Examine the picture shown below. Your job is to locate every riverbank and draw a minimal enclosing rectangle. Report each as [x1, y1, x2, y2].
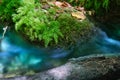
[1, 54, 120, 80]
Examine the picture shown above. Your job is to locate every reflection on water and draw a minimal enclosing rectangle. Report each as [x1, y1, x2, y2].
[0, 27, 120, 73]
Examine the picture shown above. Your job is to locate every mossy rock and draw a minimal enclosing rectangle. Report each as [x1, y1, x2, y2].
[3, 70, 36, 78]
[51, 13, 94, 48]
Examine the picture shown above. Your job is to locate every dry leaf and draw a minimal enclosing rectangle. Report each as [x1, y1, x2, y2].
[71, 12, 86, 20]
[76, 7, 84, 11]
[61, 2, 72, 7]
[53, 1, 72, 8]
[53, 1, 62, 8]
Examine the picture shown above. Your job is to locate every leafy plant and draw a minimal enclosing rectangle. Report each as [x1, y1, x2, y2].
[61, 0, 110, 14]
[0, 0, 22, 22]
[56, 13, 93, 47]
[13, 0, 63, 47]
[84, 0, 109, 12]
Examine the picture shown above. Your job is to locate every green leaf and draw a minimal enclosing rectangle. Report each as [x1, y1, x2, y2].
[53, 34, 58, 44]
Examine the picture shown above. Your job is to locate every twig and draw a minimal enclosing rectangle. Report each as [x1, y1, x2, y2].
[1, 26, 8, 39]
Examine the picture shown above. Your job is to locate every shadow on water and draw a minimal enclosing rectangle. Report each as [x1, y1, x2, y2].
[1, 25, 120, 73]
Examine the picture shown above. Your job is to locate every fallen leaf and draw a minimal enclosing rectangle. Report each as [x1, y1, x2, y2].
[71, 11, 86, 20]
[53, 1, 72, 8]
[76, 6, 85, 11]
[61, 2, 72, 8]
[53, 1, 62, 8]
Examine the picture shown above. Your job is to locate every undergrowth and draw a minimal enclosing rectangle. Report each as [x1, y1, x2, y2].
[12, 0, 63, 47]
[60, 0, 110, 15]
[56, 13, 93, 47]
[0, 0, 22, 22]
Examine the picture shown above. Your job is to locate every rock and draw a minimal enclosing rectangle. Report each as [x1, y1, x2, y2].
[1, 54, 120, 80]
[0, 63, 4, 74]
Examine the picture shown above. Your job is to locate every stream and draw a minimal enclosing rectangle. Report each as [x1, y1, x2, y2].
[0, 24, 120, 74]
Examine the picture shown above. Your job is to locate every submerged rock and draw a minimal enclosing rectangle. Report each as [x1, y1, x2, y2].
[1, 54, 120, 80]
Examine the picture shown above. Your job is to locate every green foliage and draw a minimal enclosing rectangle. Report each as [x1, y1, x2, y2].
[61, 0, 110, 14]
[84, 0, 109, 12]
[13, 0, 63, 47]
[0, 0, 22, 21]
[57, 13, 93, 47]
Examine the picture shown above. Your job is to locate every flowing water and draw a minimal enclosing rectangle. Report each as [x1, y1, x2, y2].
[0, 25, 120, 74]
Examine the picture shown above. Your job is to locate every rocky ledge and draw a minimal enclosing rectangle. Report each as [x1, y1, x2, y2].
[1, 54, 120, 80]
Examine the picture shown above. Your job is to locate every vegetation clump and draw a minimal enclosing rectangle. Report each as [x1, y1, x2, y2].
[12, 0, 63, 47]
[0, 0, 94, 47]
[56, 13, 94, 47]
[0, 0, 22, 22]
[60, 0, 110, 15]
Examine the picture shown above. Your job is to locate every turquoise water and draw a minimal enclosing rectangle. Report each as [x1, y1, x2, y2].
[0, 27, 71, 73]
[1, 25, 120, 73]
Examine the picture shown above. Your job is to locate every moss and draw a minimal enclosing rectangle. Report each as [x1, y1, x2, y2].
[4, 70, 36, 78]
[51, 13, 94, 48]
[4, 74, 17, 78]
[25, 70, 36, 75]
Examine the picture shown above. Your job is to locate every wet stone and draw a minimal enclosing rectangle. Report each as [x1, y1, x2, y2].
[1, 54, 120, 80]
